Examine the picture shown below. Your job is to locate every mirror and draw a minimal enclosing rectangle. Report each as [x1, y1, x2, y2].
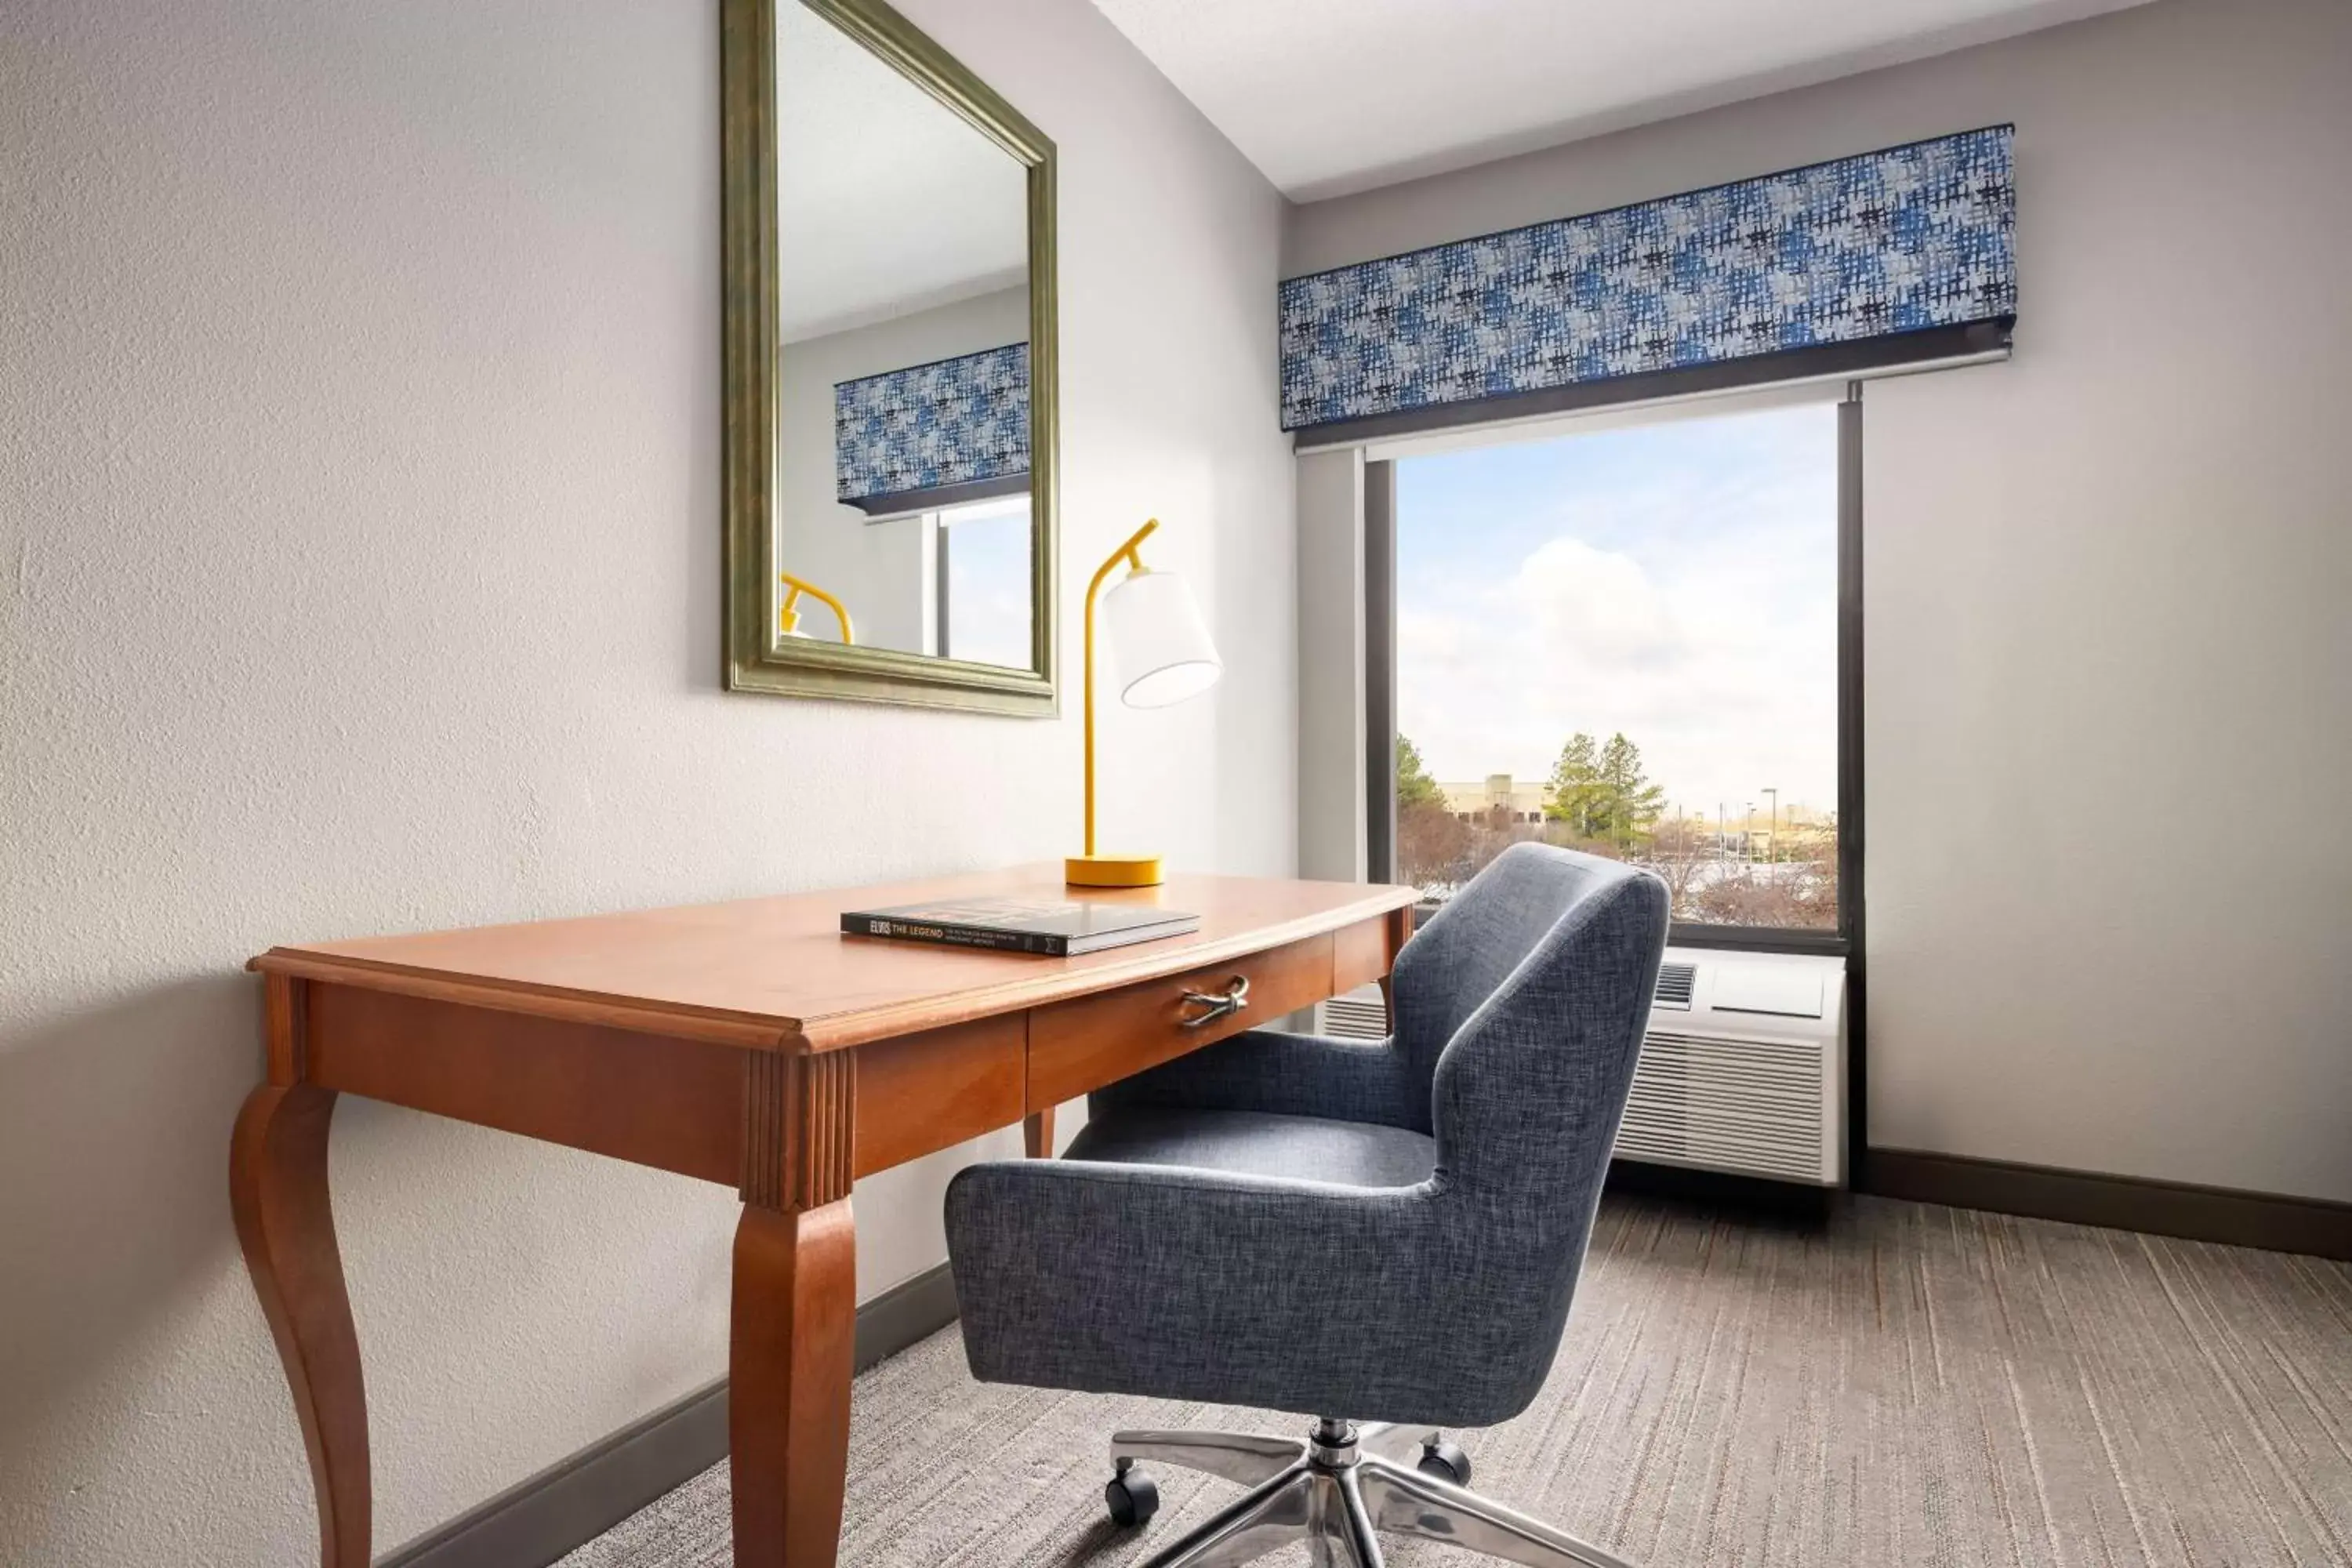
[724, 0, 1058, 714]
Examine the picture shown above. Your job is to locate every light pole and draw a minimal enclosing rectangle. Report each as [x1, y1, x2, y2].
[1744, 800, 1755, 865]
[1762, 786, 1779, 866]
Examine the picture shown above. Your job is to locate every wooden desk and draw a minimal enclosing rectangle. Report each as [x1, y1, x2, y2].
[231, 866, 1416, 1566]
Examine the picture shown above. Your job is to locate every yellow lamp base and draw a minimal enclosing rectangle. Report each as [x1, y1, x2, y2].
[1065, 853, 1164, 888]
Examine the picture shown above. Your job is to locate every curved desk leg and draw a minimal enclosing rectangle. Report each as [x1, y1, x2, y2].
[230, 1083, 371, 1567]
[732, 1199, 856, 1567]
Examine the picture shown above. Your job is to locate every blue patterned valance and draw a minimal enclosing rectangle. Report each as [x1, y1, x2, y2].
[835, 342, 1029, 514]
[1279, 126, 2016, 432]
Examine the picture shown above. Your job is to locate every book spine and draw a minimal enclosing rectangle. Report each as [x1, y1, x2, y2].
[839, 914, 1069, 957]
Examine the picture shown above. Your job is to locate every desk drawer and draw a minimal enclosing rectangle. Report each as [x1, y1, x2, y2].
[1026, 934, 1335, 1108]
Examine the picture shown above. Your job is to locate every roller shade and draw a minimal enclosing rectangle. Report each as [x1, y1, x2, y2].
[1279, 126, 2016, 438]
[834, 341, 1029, 517]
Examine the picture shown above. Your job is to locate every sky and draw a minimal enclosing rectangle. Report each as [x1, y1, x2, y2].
[1395, 399, 1839, 825]
[942, 496, 1033, 669]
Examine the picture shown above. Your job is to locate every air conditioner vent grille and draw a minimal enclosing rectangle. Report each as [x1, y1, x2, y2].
[1652, 962, 1697, 1009]
[1616, 1029, 1827, 1183]
[1319, 989, 1388, 1042]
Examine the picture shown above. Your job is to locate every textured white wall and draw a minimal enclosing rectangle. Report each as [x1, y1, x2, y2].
[0, 0, 1292, 1560]
[1286, 0, 2352, 1203]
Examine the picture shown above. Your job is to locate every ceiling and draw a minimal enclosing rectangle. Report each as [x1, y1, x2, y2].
[1091, 0, 2151, 201]
[778, 1, 1028, 343]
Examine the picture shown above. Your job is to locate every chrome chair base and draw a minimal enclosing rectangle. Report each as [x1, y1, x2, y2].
[1108, 1419, 1636, 1568]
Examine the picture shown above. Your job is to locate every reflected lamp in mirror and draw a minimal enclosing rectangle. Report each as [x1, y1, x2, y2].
[778, 573, 854, 644]
[1067, 518, 1222, 889]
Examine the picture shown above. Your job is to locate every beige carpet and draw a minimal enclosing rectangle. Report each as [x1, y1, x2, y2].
[560, 1195, 2352, 1566]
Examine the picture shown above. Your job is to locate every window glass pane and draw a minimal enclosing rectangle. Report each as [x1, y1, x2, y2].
[938, 496, 1032, 670]
[1393, 402, 1839, 931]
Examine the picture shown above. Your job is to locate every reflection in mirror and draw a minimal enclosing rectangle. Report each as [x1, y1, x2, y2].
[937, 494, 1032, 666]
[775, 0, 1034, 670]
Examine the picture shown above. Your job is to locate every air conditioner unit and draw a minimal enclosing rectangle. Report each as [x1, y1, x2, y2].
[1625, 947, 1846, 1187]
[1316, 945, 1846, 1188]
[1317, 985, 1391, 1042]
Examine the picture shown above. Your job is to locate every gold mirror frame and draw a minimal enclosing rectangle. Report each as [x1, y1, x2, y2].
[722, 0, 1059, 715]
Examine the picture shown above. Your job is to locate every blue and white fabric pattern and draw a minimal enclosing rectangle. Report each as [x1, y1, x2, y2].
[1279, 126, 2015, 431]
[835, 341, 1029, 504]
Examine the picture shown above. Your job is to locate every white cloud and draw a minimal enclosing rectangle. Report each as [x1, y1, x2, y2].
[1507, 536, 1679, 668]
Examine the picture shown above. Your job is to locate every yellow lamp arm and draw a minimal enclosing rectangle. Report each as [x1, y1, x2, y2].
[1081, 518, 1157, 855]
[778, 572, 855, 645]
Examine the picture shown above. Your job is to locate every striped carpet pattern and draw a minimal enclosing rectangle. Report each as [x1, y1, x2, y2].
[561, 1196, 2352, 1566]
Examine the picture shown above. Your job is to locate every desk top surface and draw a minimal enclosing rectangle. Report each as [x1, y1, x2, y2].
[253, 866, 1416, 1050]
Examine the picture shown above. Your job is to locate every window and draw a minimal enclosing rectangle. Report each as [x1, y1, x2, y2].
[931, 495, 1033, 669]
[1383, 397, 1846, 936]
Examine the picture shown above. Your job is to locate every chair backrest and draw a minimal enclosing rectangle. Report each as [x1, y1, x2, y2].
[1392, 840, 1668, 1210]
[1386, 844, 1668, 1420]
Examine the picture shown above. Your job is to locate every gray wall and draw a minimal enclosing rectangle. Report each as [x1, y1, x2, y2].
[0, 0, 1293, 1559]
[1295, 447, 1367, 882]
[1287, 0, 2352, 1204]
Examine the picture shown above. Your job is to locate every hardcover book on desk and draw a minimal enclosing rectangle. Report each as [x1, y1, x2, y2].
[841, 895, 1200, 956]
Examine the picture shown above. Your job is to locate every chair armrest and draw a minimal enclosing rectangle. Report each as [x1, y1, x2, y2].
[946, 1157, 1468, 1420]
[1088, 1028, 1425, 1131]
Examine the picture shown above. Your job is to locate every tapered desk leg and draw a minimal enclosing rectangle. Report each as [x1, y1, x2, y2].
[230, 1084, 371, 1567]
[1023, 1105, 1056, 1158]
[731, 1200, 856, 1567]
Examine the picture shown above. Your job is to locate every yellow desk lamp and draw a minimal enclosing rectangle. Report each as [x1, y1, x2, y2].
[1067, 518, 1222, 887]
[778, 572, 854, 644]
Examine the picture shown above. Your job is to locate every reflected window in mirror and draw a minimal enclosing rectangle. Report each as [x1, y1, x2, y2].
[932, 495, 1033, 669]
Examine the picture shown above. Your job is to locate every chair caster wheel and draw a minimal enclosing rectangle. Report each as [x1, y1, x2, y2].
[1417, 1439, 1472, 1487]
[1106, 1467, 1160, 1527]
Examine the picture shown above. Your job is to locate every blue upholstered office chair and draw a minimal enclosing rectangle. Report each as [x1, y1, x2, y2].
[945, 843, 1668, 1568]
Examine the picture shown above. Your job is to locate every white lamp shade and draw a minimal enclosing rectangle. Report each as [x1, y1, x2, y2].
[1101, 567, 1221, 709]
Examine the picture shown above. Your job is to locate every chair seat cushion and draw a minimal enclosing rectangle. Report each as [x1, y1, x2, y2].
[1064, 1105, 1436, 1189]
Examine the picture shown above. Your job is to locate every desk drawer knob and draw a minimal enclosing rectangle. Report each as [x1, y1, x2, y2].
[1178, 975, 1250, 1029]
